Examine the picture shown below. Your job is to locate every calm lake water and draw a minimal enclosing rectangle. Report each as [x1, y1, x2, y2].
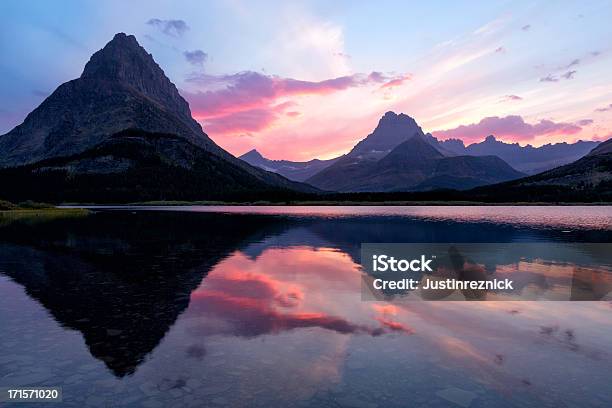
[1, 206, 611, 407]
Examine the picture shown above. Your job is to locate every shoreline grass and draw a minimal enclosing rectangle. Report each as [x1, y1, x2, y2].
[6, 198, 611, 208]
[0, 208, 90, 224]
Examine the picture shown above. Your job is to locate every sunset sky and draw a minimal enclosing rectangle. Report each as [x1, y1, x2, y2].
[1, 0, 612, 161]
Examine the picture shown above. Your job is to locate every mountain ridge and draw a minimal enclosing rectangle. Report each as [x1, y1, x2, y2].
[239, 149, 340, 182]
[432, 134, 599, 174]
[306, 129, 525, 192]
[0, 33, 317, 200]
[242, 112, 598, 182]
[0, 33, 222, 167]
[467, 138, 612, 201]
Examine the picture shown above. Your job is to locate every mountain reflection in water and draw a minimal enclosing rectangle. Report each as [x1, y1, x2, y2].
[0, 207, 611, 407]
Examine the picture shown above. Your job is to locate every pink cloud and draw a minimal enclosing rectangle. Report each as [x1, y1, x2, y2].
[187, 268, 393, 338]
[433, 115, 583, 143]
[380, 74, 413, 89]
[203, 108, 278, 134]
[374, 317, 415, 334]
[201, 101, 298, 134]
[592, 132, 612, 142]
[182, 70, 405, 135]
[279, 75, 360, 94]
[184, 71, 385, 118]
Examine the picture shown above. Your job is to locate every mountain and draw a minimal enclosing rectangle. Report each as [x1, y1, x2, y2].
[239, 149, 339, 182]
[0, 129, 315, 202]
[414, 155, 525, 191]
[349, 111, 425, 160]
[307, 125, 525, 192]
[0, 33, 315, 201]
[306, 112, 429, 191]
[588, 138, 612, 156]
[0, 33, 218, 166]
[469, 138, 612, 201]
[433, 135, 599, 174]
[0, 210, 290, 376]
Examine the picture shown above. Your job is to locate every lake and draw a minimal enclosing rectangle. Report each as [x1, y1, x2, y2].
[1, 206, 611, 407]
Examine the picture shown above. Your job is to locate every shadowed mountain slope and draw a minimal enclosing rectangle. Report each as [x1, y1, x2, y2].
[468, 138, 612, 201]
[0, 33, 316, 201]
[306, 115, 524, 192]
[434, 135, 599, 174]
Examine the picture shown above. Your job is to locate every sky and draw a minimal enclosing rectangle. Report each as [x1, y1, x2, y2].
[1, 0, 612, 161]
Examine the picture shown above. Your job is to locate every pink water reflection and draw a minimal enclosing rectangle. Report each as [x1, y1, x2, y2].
[153, 205, 612, 230]
[173, 244, 612, 405]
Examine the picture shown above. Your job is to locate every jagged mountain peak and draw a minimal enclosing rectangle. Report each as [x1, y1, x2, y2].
[349, 111, 424, 158]
[241, 149, 264, 160]
[80, 32, 192, 119]
[82, 33, 153, 80]
[0, 32, 321, 196]
[376, 111, 419, 130]
[0, 33, 213, 167]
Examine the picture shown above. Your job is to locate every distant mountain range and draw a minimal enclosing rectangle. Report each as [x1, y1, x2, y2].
[242, 112, 599, 189]
[240, 149, 339, 182]
[0, 33, 608, 202]
[431, 135, 599, 174]
[469, 138, 612, 201]
[305, 112, 525, 192]
[0, 33, 315, 202]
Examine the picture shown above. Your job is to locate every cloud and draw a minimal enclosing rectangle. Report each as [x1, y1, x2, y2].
[187, 271, 394, 338]
[270, 17, 351, 78]
[433, 115, 583, 143]
[146, 18, 189, 37]
[333, 51, 351, 59]
[183, 49, 208, 66]
[500, 94, 523, 102]
[539, 74, 559, 83]
[521, 24, 531, 31]
[540, 58, 583, 84]
[494, 46, 505, 53]
[562, 70, 577, 79]
[577, 119, 593, 126]
[595, 103, 612, 113]
[593, 132, 612, 142]
[375, 317, 415, 334]
[541, 66, 578, 82]
[203, 107, 279, 134]
[566, 59, 580, 68]
[380, 73, 413, 89]
[183, 70, 400, 134]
